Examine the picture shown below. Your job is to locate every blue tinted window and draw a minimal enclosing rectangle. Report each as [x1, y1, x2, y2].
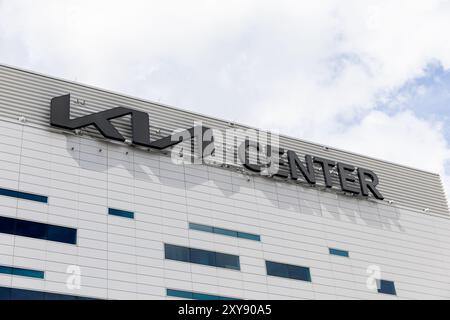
[0, 216, 77, 245]
[0, 287, 11, 300]
[189, 223, 213, 233]
[166, 289, 193, 299]
[108, 208, 134, 219]
[164, 244, 240, 270]
[167, 289, 238, 300]
[0, 266, 12, 275]
[189, 222, 260, 242]
[213, 227, 238, 237]
[164, 244, 190, 262]
[237, 232, 261, 241]
[0, 287, 96, 300]
[266, 261, 289, 278]
[0, 265, 44, 279]
[288, 265, 311, 282]
[266, 261, 311, 282]
[216, 253, 240, 270]
[11, 268, 44, 279]
[378, 280, 396, 295]
[11, 288, 44, 300]
[0, 188, 47, 203]
[329, 248, 349, 257]
[190, 248, 216, 267]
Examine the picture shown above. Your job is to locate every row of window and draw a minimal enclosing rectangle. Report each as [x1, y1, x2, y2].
[167, 289, 239, 300]
[0, 287, 96, 300]
[189, 222, 261, 241]
[164, 244, 397, 295]
[0, 216, 77, 245]
[0, 185, 396, 297]
[0, 265, 44, 279]
[165, 244, 241, 270]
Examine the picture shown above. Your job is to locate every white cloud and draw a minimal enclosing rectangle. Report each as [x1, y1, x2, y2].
[1, 0, 450, 199]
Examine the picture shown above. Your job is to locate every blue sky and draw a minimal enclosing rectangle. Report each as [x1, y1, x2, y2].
[0, 0, 449, 200]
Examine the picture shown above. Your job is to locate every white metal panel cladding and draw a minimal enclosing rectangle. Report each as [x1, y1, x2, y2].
[0, 64, 448, 216]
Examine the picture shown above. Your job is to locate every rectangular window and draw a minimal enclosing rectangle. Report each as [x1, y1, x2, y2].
[164, 244, 190, 263]
[378, 280, 397, 295]
[166, 289, 239, 300]
[0, 216, 77, 245]
[189, 223, 213, 233]
[215, 252, 241, 270]
[108, 208, 134, 219]
[164, 244, 240, 270]
[0, 286, 96, 300]
[190, 248, 216, 267]
[189, 222, 260, 242]
[266, 261, 311, 282]
[0, 187, 48, 203]
[0, 265, 44, 279]
[329, 248, 349, 257]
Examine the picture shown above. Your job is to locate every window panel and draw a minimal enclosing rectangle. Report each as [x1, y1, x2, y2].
[0, 187, 48, 203]
[215, 253, 240, 270]
[266, 261, 311, 282]
[266, 261, 289, 278]
[378, 280, 396, 295]
[189, 223, 213, 233]
[164, 244, 190, 262]
[15, 220, 46, 240]
[0, 216, 77, 245]
[188, 222, 260, 242]
[213, 227, 238, 237]
[47, 225, 77, 245]
[108, 208, 134, 219]
[190, 248, 216, 267]
[329, 248, 349, 257]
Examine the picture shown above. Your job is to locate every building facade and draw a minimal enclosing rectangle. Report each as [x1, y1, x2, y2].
[0, 64, 449, 300]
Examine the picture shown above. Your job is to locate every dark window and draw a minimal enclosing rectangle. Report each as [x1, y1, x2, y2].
[188, 222, 261, 242]
[287, 265, 311, 282]
[11, 288, 44, 300]
[266, 261, 289, 278]
[47, 225, 77, 245]
[15, 220, 47, 239]
[215, 253, 240, 270]
[164, 244, 240, 270]
[378, 280, 396, 295]
[190, 248, 216, 267]
[166, 289, 239, 300]
[164, 244, 190, 262]
[0, 287, 96, 300]
[0, 216, 15, 234]
[0, 216, 77, 245]
[108, 208, 134, 219]
[0, 287, 11, 300]
[0, 188, 48, 203]
[329, 248, 349, 257]
[266, 261, 311, 282]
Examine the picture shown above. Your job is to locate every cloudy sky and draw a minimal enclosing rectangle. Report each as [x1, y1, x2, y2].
[1, 0, 450, 199]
